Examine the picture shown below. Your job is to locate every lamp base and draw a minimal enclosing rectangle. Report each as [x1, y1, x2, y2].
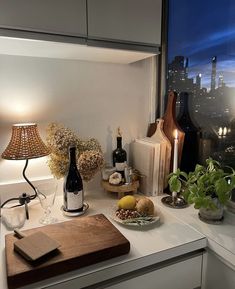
[161, 196, 188, 209]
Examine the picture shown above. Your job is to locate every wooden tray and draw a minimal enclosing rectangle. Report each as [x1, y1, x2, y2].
[5, 214, 130, 289]
[101, 180, 139, 199]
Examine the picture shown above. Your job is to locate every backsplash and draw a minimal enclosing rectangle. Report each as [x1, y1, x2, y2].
[0, 54, 157, 185]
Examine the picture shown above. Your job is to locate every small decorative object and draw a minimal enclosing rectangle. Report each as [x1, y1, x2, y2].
[168, 157, 235, 223]
[124, 166, 132, 184]
[1, 123, 50, 219]
[161, 129, 187, 208]
[46, 123, 104, 181]
[109, 172, 122, 185]
[112, 127, 127, 178]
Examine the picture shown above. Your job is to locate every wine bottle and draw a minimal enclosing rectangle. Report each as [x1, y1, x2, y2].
[112, 127, 127, 178]
[177, 92, 199, 172]
[63, 146, 84, 212]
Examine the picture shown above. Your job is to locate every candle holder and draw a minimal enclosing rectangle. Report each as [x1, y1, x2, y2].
[161, 194, 188, 209]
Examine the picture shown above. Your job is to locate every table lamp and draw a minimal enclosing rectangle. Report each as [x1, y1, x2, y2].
[1, 123, 50, 219]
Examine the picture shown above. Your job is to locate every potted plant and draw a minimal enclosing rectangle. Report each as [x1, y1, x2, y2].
[168, 158, 235, 223]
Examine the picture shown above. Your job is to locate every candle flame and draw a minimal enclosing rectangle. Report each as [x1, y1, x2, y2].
[174, 129, 178, 139]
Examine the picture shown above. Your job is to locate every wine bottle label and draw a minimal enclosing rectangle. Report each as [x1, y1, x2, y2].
[115, 162, 126, 171]
[67, 190, 83, 210]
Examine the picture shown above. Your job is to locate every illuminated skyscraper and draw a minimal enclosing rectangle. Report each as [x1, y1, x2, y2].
[211, 56, 217, 91]
[196, 73, 202, 90]
[218, 74, 224, 87]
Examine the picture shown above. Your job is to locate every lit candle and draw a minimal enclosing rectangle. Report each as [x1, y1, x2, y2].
[173, 129, 178, 173]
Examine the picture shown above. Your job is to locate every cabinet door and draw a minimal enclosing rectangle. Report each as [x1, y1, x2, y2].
[0, 0, 87, 37]
[87, 0, 162, 46]
[203, 250, 235, 289]
[47, 255, 202, 289]
[96, 255, 202, 289]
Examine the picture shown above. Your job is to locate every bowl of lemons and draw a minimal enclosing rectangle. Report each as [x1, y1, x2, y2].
[111, 195, 160, 227]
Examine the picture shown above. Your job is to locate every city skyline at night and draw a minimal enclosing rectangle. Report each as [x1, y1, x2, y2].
[168, 0, 235, 90]
[167, 0, 235, 166]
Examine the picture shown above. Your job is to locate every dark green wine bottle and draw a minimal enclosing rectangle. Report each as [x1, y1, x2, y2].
[112, 127, 127, 177]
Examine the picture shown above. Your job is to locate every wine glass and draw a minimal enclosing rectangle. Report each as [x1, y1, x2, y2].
[37, 179, 58, 225]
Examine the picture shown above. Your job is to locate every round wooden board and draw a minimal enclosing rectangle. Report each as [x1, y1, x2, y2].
[101, 180, 139, 199]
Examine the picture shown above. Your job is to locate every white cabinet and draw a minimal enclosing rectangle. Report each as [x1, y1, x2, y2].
[87, 0, 162, 47]
[0, 0, 87, 37]
[47, 254, 202, 289]
[202, 250, 235, 289]
[101, 255, 202, 289]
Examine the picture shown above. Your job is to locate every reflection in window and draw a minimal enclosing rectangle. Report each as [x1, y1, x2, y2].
[167, 0, 235, 167]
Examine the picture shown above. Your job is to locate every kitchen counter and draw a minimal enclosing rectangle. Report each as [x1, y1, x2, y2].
[0, 187, 206, 289]
[156, 195, 235, 269]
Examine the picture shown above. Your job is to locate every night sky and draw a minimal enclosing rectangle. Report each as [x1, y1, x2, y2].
[168, 0, 235, 89]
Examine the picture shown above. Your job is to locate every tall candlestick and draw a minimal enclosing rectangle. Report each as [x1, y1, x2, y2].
[173, 129, 178, 173]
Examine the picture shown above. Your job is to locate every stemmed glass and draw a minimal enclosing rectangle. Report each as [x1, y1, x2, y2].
[37, 179, 58, 225]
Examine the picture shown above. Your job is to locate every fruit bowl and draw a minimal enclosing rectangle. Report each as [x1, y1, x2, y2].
[110, 207, 160, 227]
[109, 195, 160, 227]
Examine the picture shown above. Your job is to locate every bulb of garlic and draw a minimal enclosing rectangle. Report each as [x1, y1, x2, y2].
[109, 172, 122, 185]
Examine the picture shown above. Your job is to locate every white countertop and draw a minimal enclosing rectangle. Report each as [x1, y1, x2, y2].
[0, 189, 206, 289]
[156, 195, 235, 269]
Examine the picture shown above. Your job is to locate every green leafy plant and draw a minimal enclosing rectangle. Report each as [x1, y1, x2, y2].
[168, 158, 235, 210]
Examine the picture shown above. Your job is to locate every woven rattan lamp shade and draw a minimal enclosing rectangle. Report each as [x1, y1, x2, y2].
[2, 123, 50, 160]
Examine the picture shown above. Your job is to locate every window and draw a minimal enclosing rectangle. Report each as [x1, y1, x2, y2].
[166, 0, 235, 167]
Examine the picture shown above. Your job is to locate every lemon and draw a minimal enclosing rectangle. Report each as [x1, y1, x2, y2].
[118, 195, 136, 210]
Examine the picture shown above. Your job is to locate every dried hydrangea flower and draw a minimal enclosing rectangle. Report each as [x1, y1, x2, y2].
[46, 122, 104, 181]
[78, 150, 105, 181]
[46, 123, 79, 155]
[47, 153, 69, 179]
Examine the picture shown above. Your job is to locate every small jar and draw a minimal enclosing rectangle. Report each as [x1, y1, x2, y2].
[1, 206, 26, 230]
[124, 167, 132, 184]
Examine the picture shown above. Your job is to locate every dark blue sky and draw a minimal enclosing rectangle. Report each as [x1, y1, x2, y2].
[168, 0, 235, 89]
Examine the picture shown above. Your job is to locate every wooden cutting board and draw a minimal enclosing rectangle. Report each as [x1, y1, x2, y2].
[150, 119, 172, 189]
[147, 91, 185, 172]
[5, 214, 130, 289]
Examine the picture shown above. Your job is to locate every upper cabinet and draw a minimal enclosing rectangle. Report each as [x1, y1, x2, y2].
[0, 0, 162, 56]
[0, 0, 87, 37]
[87, 0, 162, 47]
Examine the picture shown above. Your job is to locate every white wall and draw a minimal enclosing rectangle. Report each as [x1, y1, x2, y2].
[0, 54, 156, 187]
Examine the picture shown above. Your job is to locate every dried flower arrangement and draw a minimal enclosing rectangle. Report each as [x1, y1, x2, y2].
[46, 123, 104, 181]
